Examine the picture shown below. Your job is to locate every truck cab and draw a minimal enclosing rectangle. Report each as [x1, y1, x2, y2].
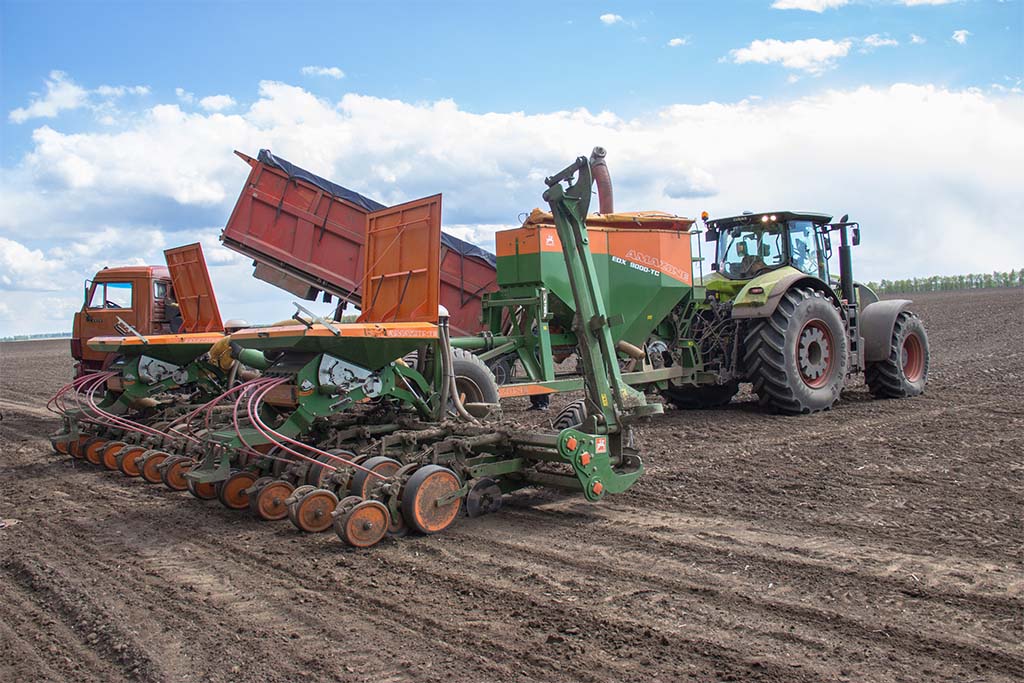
[72, 266, 174, 376]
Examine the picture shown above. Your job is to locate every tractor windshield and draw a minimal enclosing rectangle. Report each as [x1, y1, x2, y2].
[717, 222, 787, 279]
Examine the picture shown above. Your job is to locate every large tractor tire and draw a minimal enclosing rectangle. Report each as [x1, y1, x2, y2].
[663, 382, 739, 410]
[743, 287, 849, 415]
[452, 349, 500, 417]
[865, 311, 929, 398]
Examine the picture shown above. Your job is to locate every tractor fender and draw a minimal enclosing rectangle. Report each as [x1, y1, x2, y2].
[861, 299, 913, 362]
[731, 273, 842, 319]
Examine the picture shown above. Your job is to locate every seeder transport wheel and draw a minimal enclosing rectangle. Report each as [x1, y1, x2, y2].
[187, 477, 218, 501]
[218, 470, 258, 510]
[251, 480, 295, 521]
[349, 456, 401, 499]
[160, 456, 193, 492]
[100, 441, 126, 470]
[139, 451, 170, 484]
[401, 465, 463, 535]
[82, 437, 108, 465]
[291, 488, 338, 532]
[117, 446, 145, 477]
[335, 499, 390, 548]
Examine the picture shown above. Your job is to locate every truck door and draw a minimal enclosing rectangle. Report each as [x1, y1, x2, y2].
[76, 278, 141, 367]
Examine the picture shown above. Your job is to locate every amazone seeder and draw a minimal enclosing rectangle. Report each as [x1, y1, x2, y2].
[54, 155, 660, 548]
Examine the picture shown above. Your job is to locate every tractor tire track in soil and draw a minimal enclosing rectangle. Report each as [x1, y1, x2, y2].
[1, 288, 1022, 682]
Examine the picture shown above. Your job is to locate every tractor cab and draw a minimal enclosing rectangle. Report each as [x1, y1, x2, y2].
[706, 211, 833, 283]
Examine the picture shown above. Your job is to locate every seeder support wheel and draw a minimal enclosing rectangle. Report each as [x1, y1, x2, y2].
[401, 465, 463, 535]
[160, 456, 194, 491]
[251, 479, 295, 521]
[117, 446, 146, 477]
[82, 437, 108, 465]
[290, 488, 338, 533]
[100, 441, 127, 471]
[218, 470, 258, 510]
[334, 499, 390, 548]
[139, 451, 170, 484]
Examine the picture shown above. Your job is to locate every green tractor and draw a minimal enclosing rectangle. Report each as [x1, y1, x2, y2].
[661, 211, 929, 414]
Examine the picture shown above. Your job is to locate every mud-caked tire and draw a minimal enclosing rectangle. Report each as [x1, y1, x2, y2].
[663, 382, 740, 410]
[743, 287, 848, 415]
[451, 349, 499, 416]
[865, 311, 929, 399]
[552, 399, 586, 431]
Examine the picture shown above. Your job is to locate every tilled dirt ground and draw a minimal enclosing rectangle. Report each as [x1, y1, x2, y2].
[1, 288, 1022, 683]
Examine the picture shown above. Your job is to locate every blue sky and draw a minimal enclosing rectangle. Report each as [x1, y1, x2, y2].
[1, 0, 1022, 335]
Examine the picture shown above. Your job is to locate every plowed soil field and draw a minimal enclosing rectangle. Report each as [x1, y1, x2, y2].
[1, 288, 1021, 683]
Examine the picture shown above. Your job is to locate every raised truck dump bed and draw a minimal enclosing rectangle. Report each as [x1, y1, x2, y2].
[220, 150, 497, 336]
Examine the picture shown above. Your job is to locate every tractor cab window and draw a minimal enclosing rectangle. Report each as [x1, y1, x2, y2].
[87, 281, 133, 309]
[788, 221, 825, 279]
[717, 222, 786, 279]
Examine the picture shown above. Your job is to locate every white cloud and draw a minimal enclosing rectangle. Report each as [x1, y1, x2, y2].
[771, 0, 848, 11]
[599, 13, 623, 25]
[952, 29, 971, 45]
[199, 94, 236, 112]
[910, 34, 927, 45]
[729, 38, 853, 74]
[9, 71, 89, 123]
[176, 87, 195, 104]
[901, 0, 957, 5]
[1, 78, 1022, 335]
[301, 65, 345, 79]
[0, 237, 66, 290]
[9, 71, 150, 124]
[668, 37, 688, 47]
[863, 34, 899, 50]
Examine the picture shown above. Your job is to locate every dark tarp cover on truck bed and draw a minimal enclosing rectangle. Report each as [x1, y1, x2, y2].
[257, 149, 496, 268]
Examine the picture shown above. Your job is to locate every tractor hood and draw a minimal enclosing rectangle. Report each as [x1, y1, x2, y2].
[706, 265, 805, 312]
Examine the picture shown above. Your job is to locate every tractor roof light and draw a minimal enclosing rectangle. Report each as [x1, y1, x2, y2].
[761, 215, 769, 222]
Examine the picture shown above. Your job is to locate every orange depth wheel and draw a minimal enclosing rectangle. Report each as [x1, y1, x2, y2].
[348, 456, 401, 499]
[401, 465, 463, 535]
[218, 470, 258, 510]
[139, 451, 170, 484]
[335, 500, 390, 548]
[252, 480, 295, 521]
[293, 489, 339, 533]
[100, 442, 126, 470]
[51, 438, 70, 455]
[68, 434, 91, 459]
[83, 438, 109, 465]
[161, 456, 194, 491]
[187, 477, 218, 500]
[117, 446, 146, 477]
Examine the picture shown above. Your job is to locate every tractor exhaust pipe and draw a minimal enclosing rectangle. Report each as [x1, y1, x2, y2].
[590, 146, 614, 214]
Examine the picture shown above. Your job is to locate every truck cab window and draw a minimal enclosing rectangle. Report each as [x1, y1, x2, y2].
[88, 282, 133, 309]
[788, 221, 823, 278]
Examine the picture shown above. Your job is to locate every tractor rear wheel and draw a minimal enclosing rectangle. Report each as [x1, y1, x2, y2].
[743, 287, 848, 415]
[663, 382, 739, 410]
[865, 311, 929, 398]
[552, 399, 586, 431]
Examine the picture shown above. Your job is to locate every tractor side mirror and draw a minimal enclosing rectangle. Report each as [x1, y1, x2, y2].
[822, 234, 832, 257]
[710, 261, 719, 271]
[852, 226, 861, 246]
[705, 227, 718, 242]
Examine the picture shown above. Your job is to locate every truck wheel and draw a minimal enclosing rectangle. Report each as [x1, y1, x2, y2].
[743, 287, 848, 415]
[865, 311, 929, 398]
[552, 399, 587, 430]
[452, 349, 499, 416]
[663, 382, 739, 409]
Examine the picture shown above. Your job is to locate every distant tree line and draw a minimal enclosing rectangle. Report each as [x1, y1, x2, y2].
[867, 270, 1023, 295]
[0, 332, 73, 342]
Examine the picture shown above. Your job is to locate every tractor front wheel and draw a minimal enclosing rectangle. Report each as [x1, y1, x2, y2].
[743, 287, 848, 415]
[865, 311, 929, 398]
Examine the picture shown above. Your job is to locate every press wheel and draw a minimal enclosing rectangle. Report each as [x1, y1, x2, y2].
[82, 437, 108, 465]
[218, 470, 258, 510]
[401, 465, 462, 535]
[100, 441, 127, 471]
[117, 446, 146, 477]
[334, 500, 390, 548]
[68, 434, 92, 459]
[51, 437, 70, 455]
[139, 451, 170, 484]
[252, 480, 294, 521]
[348, 456, 401, 499]
[160, 456, 194, 491]
[291, 489, 338, 533]
[286, 485, 318, 527]
[187, 477, 218, 500]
